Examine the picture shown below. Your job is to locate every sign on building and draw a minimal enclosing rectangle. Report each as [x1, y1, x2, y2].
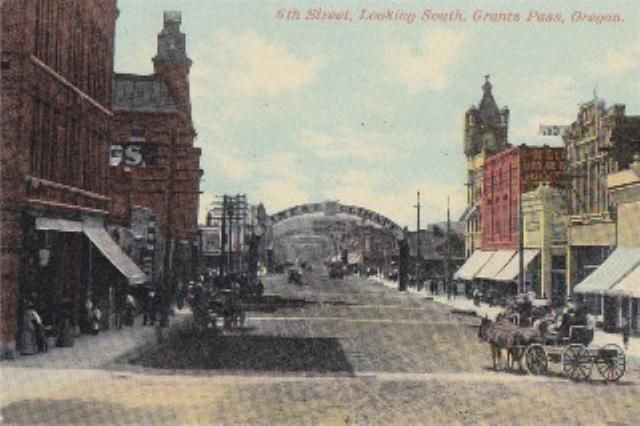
[538, 125, 569, 136]
[110, 143, 158, 167]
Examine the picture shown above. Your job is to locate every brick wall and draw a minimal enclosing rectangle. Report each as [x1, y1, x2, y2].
[0, 0, 117, 353]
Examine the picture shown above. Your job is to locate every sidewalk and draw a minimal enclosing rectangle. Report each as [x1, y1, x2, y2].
[1, 310, 191, 370]
[368, 275, 640, 363]
[1, 311, 191, 408]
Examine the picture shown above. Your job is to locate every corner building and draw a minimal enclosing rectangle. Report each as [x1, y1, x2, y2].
[1, 0, 146, 357]
[109, 11, 202, 286]
[563, 99, 640, 289]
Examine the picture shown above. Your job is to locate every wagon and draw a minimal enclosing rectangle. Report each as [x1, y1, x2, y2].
[522, 325, 626, 381]
[480, 318, 626, 381]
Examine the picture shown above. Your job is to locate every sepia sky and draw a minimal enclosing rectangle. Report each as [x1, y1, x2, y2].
[114, 0, 640, 228]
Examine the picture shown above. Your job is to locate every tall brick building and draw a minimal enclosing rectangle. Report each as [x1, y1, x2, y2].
[1, 0, 147, 357]
[109, 11, 202, 285]
[481, 145, 566, 250]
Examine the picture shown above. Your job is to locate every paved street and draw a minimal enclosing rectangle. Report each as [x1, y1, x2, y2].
[2, 271, 640, 425]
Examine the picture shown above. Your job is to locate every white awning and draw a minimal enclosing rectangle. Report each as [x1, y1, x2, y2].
[83, 220, 147, 285]
[475, 250, 517, 280]
[574, 247, 640, 295]
[606, 262, 640, 298]
[35, 218, 82, 233]
[453, 250, 494, 281]
[494, 249, 540, 281]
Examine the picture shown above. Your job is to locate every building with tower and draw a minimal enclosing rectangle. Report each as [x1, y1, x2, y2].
[109, 11, 202, 288]
[460, 76, 510, 258]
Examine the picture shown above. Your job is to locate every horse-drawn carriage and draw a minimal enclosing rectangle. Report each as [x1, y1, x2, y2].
[479, 307, 626, 381]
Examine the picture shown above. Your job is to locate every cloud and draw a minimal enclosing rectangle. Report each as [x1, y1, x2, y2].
[194, 30, 325, 98]
[298, 128, 393, 162]
[212, 144, 253, 180]
[598, 41, 640, 77]
[514, 75, 578, 114]
[384, 29, 465, 94]
[254, 180, 310, 213]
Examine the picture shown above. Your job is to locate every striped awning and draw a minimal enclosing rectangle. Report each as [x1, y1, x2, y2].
[475, 250, 517, 280]
[606, 263, 640, 298]
[453, 250, 494, 281]
[574, 247, 640, 295]
[494, 249, 540, 281]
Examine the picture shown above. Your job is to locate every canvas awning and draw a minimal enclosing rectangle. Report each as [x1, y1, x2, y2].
[453, 250, 494, 281]
[494, 249, 540, 281]
[475, 250, 517, 280]
[573, 247, 640, 295]
[459, 203, 479, 223]
[606, 263, 640, 298]
[36, 217, 83, 233]
[83, 220, 147, 285]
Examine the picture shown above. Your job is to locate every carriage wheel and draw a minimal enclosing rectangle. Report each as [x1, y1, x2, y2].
[562, 344, 592, 380]
[595, 343, 626, 382]
[524, 344, 548, 375]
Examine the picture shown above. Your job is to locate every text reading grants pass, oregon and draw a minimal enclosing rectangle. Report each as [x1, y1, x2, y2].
[306, 8, 352, 21]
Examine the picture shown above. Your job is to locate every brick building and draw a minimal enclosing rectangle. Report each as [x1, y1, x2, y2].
[455, 145, 566, 297]
[109, 11, 202, 286]
[1, 0, 146, 358]
[563, 98, 640, 288]
[481, 145, 566, 250]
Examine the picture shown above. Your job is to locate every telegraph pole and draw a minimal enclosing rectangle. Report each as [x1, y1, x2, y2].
[414, 191, 422, 288]
[518, 195, 525, 294]
[444, 196, 451, 295]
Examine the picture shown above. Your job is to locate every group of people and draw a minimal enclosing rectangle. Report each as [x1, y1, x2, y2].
[20, 297, 78, 355]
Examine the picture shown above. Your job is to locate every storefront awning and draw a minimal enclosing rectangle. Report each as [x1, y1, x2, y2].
[494, 249, 540, 281]
[453, 250, 494, 281]
[574, 247, 640, 295]
[606, 263, 640, 298]
[83, 221, 147, 285]
[475, 250, 517, 280]
[459, 203, 479, 223]
[36, 218, 82, 233]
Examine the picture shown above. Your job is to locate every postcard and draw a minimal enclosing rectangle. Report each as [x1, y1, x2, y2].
[1, 0, 639, 424]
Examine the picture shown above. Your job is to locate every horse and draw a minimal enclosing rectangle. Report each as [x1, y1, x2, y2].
[478, 315, 539, 371]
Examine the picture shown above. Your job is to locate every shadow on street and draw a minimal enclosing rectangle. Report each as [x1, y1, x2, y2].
[127, 331, 354, 374]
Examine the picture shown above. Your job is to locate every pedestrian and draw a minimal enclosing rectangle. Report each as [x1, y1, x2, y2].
[20, 300, 42, 355]
[622, 317, 630, 350]
[123, 293, 136, 326]
[57, 300, 76, 347]
[89, 302, 102, 335]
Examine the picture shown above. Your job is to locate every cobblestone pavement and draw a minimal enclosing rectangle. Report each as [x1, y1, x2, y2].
[2, 271, 640, 425]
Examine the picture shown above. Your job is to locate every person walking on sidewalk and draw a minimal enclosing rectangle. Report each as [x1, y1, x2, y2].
[622, 317, 630, 350]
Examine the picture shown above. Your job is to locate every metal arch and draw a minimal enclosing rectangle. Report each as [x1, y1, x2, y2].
[268, 201, 405, 239]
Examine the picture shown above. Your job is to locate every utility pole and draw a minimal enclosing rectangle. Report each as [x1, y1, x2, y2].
[414, 191, 422, 287]
[518, 195, 525, 294]
[445, 196, 451, 295]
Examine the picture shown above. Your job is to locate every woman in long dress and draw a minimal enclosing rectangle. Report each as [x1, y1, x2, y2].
[20, 302, 41, 355]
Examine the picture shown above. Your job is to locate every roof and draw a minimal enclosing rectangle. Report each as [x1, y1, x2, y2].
[112, 73, 177, 113]
[573, 247, 640, 295]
